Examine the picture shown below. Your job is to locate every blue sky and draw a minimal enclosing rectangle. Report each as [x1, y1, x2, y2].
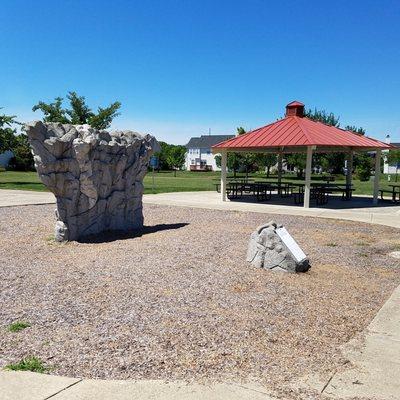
[2, 0, 400, 144]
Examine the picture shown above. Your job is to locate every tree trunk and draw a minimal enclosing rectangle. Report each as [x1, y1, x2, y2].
[266, 166, 270, 178]
[174, 169, 177, 177]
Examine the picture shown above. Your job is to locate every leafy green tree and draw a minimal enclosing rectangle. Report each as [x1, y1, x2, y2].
[65, 92, 93, 124]
[0, 109, 19, 153]
[356, 155, 372, 181]
[166, 145, 186, 176]
[345, 126, 370, 178]
[234, 127, 257, 180]
[387, 149, 400, 181]
[155, 141, 170, 170]
[255, 153, 277, 177]
[304, 109, 368, 175]
[154, 142, 186, 175]
[32, 91, 121, 130]
[344, 125, 365, 135]
[215, 127, 253, 177]
[9, 134, 34, 171]
[285, 153, 307, 178]
[305, 108, 340, 127]
[32, 97, 69, 124]
[0, 110, 33, 170]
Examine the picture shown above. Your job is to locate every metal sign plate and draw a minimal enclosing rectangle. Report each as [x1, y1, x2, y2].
[276, 227, 307, 263]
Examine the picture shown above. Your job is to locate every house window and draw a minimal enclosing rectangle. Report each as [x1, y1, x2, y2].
[191, 159, 195, 165]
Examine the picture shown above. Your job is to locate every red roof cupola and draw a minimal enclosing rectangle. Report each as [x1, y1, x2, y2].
[285, 101, 305, 117]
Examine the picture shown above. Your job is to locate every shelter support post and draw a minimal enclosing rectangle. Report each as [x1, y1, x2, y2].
[277, 152, 283, 194]
[346, 151, 354, 187]
[221, 151, 227, 202]
[373, 149, 381, 205]
[304, 146, 313, 208]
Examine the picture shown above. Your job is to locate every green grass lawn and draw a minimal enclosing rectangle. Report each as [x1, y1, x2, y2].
[0, 170, 397, 196]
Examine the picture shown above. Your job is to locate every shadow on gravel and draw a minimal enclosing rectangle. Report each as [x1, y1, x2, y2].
[78, 223, 189, 243]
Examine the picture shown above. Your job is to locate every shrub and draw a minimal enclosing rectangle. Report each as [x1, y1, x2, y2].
[8, 321, 30, 332]
[5, 357, 47, 373]
[7, 134, 34, 171]
[356, 165, 371, 181]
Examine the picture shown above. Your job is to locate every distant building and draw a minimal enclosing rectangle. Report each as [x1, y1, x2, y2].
[185, 135, 234, 171]
[383, 135, 400, 174]
[0, 150, 14, 168]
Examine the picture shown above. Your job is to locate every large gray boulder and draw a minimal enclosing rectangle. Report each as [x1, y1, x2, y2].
[25, 121, 160, 241]
[246, 221, 310, 273]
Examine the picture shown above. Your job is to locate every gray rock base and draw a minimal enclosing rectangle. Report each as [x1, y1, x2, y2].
[25, 121, 160, 241]
[246, 221, 310, 273]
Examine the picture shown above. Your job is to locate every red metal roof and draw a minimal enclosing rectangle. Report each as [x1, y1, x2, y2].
[212, 109, 392, 152]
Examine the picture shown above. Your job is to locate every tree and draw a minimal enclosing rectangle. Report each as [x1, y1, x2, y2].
[387, 149, 400, 181]
[285, 153, 307, 178]
[255, 153, 277, 177]
[166, 145, 186, 176]
[305, 108, 340, 127]
[344, 125, 365, 135]
[154, 142, 186, 174]
[32, 97, 69, 124]
[9, 133, 34, 171]
[32, 91, 121, 130]
[356, 155, 372, 181]
[304, 109, 368, 175]
[215, 152, 241, 176]
[234, 127, 258, 180]
[0, 109, 19, 153]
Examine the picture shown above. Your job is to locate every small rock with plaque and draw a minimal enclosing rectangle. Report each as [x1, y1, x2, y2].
[246, 221, 310, 273]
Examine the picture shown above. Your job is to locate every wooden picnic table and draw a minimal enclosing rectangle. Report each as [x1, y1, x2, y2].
[381, 184, 400, 202]
[255, 181, 296, 197]
[213, 178, 255, 193]
[293, 182, 354, 203]
[226, 181, 273, 202]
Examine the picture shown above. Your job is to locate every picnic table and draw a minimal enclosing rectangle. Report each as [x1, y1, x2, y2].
[380, 184, 400, 202]
[255, 181, 296, 197]
[293, 183, 354, 205]
[313, 182, 354, 200]
[226, 181, 273, 202]
[213, 178, 254, 193]
[215, 179, 354, 205]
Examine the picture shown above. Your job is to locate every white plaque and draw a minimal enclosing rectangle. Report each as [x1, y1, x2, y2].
[276, 227, 307, 263]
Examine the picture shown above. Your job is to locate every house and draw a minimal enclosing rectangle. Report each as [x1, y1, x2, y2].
[0, 150, 14, 168]
[383, 135, 400, 174]
[185, 135, 234, 171]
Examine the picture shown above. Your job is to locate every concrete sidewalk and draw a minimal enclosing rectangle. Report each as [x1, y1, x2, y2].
[0, 374, 276, 400]
[0, 189, 55, 207]
[308, 283, 400, 399]
[143, 191, 400, 229]
[1, 189, 399, 228]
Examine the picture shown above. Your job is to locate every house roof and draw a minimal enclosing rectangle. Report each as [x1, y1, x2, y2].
[212, 102, 392, 153]
[286, 101, 305, 107]
[186, 135, 234, 149]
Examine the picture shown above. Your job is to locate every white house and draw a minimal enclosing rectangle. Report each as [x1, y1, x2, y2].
[383, 135, 400, 175]
[185, 135, 234, 171]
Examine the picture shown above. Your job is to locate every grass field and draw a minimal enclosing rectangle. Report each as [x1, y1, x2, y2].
[0, 170, 397, 196]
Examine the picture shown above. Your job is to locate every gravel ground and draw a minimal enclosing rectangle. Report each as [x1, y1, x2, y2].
[1, 204, 399, 398]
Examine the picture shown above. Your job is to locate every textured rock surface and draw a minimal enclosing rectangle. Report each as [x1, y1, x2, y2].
[246, 221, 310, 272]
[25, 121, 160, 241]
